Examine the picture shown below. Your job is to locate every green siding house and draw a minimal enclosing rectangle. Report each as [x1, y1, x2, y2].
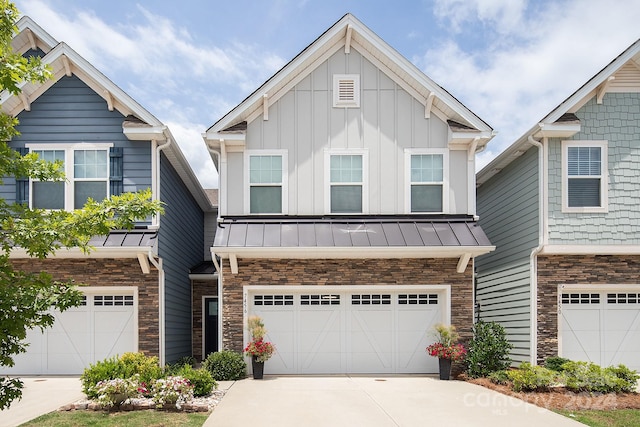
[476, 39, 640, 369]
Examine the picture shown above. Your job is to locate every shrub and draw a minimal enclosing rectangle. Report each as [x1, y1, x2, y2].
[544, 356, 572, 372]
[465, 321, 513, 378]
[506, 362, 557, 392]
[81, 352, 163, 398]
[91, 376, 143, 408]
[606, 364, 640, 393]
[488, 370, 510, 385]
[175, 365, 217, 397]
[203, 350, 247, 381]
[562, 361, 636, 393]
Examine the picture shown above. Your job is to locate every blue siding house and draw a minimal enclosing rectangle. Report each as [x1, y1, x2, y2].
[0, 17, 215, 374]
[476, 39, 640, 369]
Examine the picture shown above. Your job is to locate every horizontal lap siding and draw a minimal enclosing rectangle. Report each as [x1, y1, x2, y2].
[158, 154, 204, 363]
[6, 75, 152, 203]
[476, 147, 539, 363]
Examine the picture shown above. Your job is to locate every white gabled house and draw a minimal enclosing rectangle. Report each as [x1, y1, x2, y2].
[204, 14, 495, 375]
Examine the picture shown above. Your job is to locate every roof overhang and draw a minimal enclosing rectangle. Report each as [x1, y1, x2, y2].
[123, 124, 167, 141]
[532, 122, 581, 139]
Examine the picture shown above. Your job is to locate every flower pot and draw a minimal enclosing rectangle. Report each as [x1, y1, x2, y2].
[252, 356, 265, 379]
[438, 358, 452, 380]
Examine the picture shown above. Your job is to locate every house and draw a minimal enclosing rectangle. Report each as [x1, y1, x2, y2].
[0, 17, 216, 375]
[475, 39, 640, 369]
[204, 14, 495, 375]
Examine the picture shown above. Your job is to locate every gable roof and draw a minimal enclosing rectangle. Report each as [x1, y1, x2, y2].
[4, 16, 213, 212]
[204, 13, 493, 151]
[477, 38, 640, 186]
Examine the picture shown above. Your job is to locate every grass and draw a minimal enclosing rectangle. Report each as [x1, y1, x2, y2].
[555, 409, 640, 426]
[19, 409, 210, 427]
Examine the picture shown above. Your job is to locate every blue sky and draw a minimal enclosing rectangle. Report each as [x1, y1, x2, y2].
[13, 0, 640, 188]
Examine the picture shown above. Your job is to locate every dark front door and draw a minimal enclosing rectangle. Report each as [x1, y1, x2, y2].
[204, 297, 219, 357]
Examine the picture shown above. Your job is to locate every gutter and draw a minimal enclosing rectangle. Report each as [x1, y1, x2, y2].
[152, 128, 172, 228]
[527, 134, 545, 365]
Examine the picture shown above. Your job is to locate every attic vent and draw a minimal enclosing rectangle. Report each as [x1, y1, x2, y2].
[333, 74, 360, 108]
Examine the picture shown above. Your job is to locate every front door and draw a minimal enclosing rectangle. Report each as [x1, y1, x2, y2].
[204, 297, 219, 358]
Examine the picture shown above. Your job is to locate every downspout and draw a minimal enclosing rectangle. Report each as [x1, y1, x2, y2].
[154, 130, 171, 366]
[527, 135, 545, 365]
[147, 251, 165, 366]
[206, 142, 223, 353]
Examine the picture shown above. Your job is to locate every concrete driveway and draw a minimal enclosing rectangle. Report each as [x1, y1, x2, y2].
[0, 376, 84, 427]
[205, 376, 583, 427]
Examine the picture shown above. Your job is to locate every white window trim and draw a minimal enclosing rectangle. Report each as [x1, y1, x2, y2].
[561, 140, 608, 213]
[333, 74, 360, 108]
[324, 149, 369, 214]
[244, 150, 288, 215]
[404, 149, 449, 214]
[26, 142, 113, 211]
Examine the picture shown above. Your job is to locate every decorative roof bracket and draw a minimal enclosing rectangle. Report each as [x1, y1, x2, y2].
[344, 24, 353, 53]
[597, 76, 615, 104]
[424, 92, 435, 119]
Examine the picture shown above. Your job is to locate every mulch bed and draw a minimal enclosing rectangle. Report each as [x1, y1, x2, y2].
[467, 377, 640, 411]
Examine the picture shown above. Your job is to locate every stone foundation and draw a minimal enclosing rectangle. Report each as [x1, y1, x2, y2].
[537, 254, 640, 364]
[220, 258, 473, 353]
[11, 258, 160, 357]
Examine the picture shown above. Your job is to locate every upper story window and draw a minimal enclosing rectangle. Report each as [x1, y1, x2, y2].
[246, 151, 287, 214]
[326, 151, 368, 214]
[562, 140, 608, 213]
[333, 74, 360, 108]
[28, 143, 113, 210]
[405, 149, 448, 214]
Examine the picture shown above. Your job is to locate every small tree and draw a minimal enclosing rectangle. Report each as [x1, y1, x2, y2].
[0, 0, 163, 408]
[465, 321, 513, 378]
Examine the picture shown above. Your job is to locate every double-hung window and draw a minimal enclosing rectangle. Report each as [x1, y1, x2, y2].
[326, 151, 368, 214]
[562, 141, 608, 213]
[28, 143, 112, 210]
[405, 149, 448, 213]
[247, 151, 287, 214]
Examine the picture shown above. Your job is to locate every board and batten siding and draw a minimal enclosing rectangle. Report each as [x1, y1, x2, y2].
[547, 93, 640, 244]
[4, 75, 152, 204]
[476, 146, 540, 363]
[228, 48, 465, 216]
[158, 153, 204, 363]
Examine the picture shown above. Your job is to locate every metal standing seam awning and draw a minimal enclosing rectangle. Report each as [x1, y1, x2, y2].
[212, 217, 494, 274]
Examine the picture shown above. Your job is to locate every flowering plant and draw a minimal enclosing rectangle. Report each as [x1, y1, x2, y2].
[426, 324, 467, 362]
[151, 376, 194, 409]
[91, 375, 142, 407]
[244, 315, 275, 362]
[244, 338, 275, 362]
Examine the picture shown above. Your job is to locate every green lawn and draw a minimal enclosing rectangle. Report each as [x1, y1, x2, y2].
[19, 410, 210, 427]
[556, 409, 640, 426]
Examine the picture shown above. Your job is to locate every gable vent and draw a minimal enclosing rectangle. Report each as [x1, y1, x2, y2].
[333, 74, 360, 108]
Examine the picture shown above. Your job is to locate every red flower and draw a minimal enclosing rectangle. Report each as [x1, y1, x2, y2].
[426, 342, 466, 362]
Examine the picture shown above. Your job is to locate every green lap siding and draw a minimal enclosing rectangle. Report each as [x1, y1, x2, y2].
[476, 146, 539, 363]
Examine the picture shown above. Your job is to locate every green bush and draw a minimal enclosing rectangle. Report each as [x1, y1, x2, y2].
[203, 350, 247, 381]
[465, 321, 513, 378]
[562, 361, 638, 393]
[175, 365, 217, 397]
[80, 352, 163, 398]
[606, 364, 640, 393]
[506, 362, 557, 392]
[544, 356, 572, 372]
[488, 370, 510, 385]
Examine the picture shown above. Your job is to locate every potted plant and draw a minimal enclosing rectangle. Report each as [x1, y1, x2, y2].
[244, 315, 275, 379]
[426, 323, 466, 380]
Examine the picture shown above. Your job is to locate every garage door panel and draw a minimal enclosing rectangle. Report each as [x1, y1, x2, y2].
[93, 310, 135, 359]
[249, 288, 446, 374]
[561, 290, 640, 370]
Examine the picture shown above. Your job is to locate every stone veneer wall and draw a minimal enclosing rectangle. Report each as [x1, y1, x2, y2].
[11, 258, 160, 357]
[192, 279, 218, 361]
[220, 258, 473, 353]
[537, 254, 640, 363]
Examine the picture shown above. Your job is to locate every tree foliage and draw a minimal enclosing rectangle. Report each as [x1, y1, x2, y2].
[0, 1, 163, 409]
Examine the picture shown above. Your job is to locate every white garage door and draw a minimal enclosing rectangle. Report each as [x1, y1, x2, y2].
[249, 287, 447, 374]
[561, 290, 640, 370]
[1, 288, 137, 375]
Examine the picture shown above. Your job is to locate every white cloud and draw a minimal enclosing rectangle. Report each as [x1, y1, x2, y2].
[433, 0, 527, 34]
[166, 120, 218, 189]
[424, 0, 640, 170]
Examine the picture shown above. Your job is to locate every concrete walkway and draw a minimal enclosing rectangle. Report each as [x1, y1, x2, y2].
[205, 376, 584, 427]
[0, 376, 84, 427]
